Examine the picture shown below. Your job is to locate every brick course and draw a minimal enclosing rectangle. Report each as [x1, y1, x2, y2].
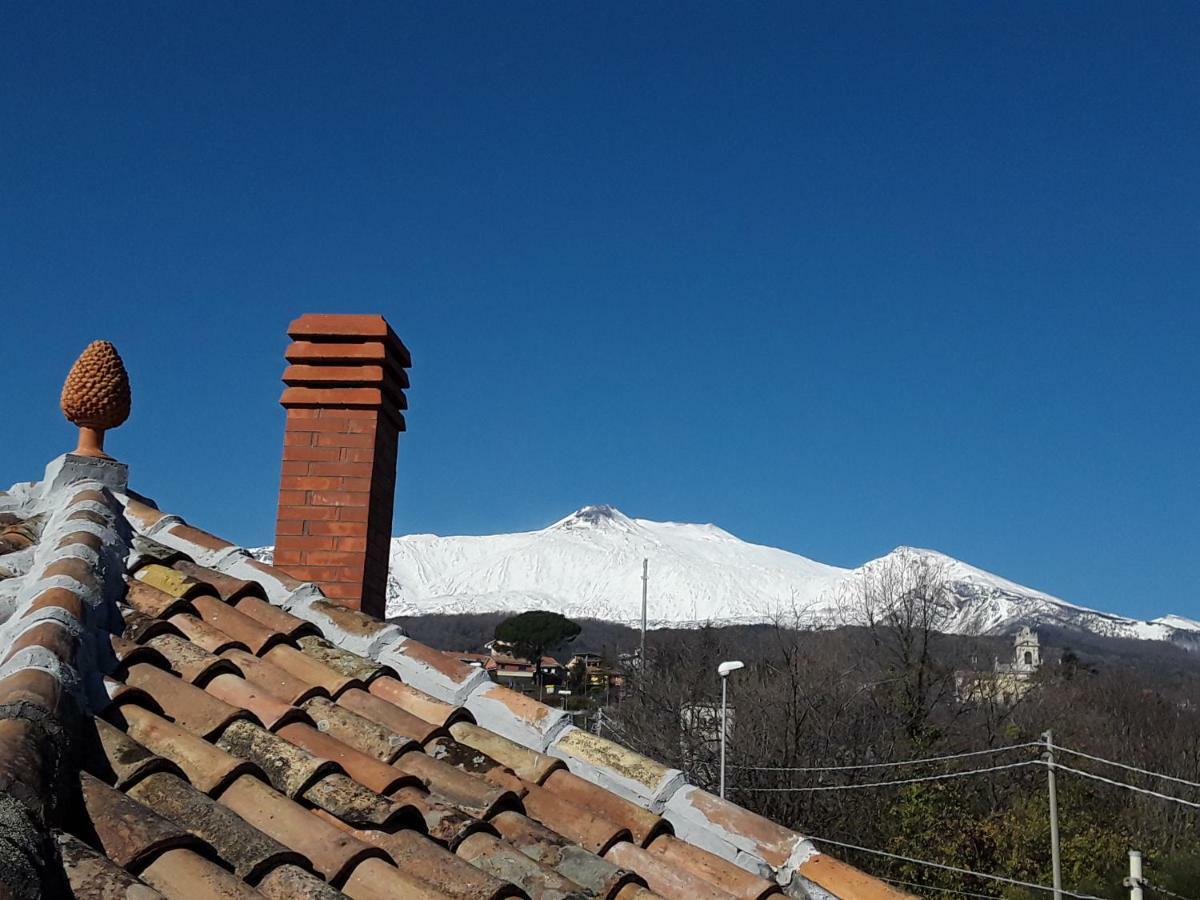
[272, 314, 409, 618]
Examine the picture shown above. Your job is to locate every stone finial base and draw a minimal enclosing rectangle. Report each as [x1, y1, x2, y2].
[42, 453, 129, 495]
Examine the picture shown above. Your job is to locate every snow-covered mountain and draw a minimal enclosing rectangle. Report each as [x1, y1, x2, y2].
[261, 505, 1200, 648]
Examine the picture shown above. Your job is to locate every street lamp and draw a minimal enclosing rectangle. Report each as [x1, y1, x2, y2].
[717, 660, 744, 799]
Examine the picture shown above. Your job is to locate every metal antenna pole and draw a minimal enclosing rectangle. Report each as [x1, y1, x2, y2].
[1044, 730, 1063, 900]
[1127, 851, 1143, 900]
[719, 674, 728, 799]
[640, 558, 648, 676]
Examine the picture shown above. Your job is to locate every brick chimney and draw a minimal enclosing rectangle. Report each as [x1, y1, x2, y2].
[273, 314, 410, 618]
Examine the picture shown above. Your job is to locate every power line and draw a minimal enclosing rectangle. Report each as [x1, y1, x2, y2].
[738, 760, 1040, 792]
[1054, 745, 1200, 791]
[878, 876, 1003, 899]
[807, 834, 1108, 900]
[732, 743, 1042, 772]
[1054, 763, 1200, 810]
[1141, 879, 1195, 900]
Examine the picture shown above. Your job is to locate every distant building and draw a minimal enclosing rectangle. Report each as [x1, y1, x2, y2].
[443, 647, 564, 695]
[956, 626, 1042, 705]
[567, 652, 626, 697]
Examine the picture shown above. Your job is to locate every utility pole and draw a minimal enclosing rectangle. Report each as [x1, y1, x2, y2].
[1043, 730, 1063, 900]
[1127, 851, 1143, 900]
[640, 558, 648, 677]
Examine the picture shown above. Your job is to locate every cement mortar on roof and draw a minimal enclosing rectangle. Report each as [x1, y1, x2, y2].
[0, 477, 130, 713]
[463, 684, 571, 753]
[548, 726, 685, 812]
[375, 638, 492, 706]
[42, 454, 128, 496]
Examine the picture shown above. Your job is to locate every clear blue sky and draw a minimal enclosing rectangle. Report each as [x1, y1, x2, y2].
[2, 3, 1196, 622]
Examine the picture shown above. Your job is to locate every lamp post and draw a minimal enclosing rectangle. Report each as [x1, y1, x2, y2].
[717, 660, 744, 799]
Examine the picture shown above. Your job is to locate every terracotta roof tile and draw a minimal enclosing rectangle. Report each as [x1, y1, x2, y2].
[126, 771, 307, 883]
[171, 560, 265, 603]
[217, 773, 387, 883]
[543, 768, 671, 847]
[423, 734, 526, 795]
[75, 772, 201, 871]
[456, 830, 590, 900]
[214, 718, 340, 798]
[0, 474, 911, 899]
[120, 662, 248, 739]
[124, 580, 191, 619]
[339, 855, 453, 900]
[302, 771, 419, 830]
[56, 830, 164, 899]
[264, 643, 364, 696]
[301, 695, 417, 762]
[82, 717, 180, 791]
[138, 846, 262, 899]
[520, 781, 631, 855]
[646, 835, 783, 899]
[368, 675, 463, 727]
[448, 721, 564, 785]
[489, 809, 643, 898]
[232, 594, 321, 639]
[256, 863, 350, 900]
[167, 612, 250, 654]
[110, 705, 262, 796]
[395, 749, 520, 820]
[337, 685, 442, 743]
[605, 840, 739, 900]
[143, 633, 240, 684]
[315, 815, 515, 900]
[275, 721, 416, 795]
[390, 784, 492, 848]
[204, 671, 312, 730]
[190, 594, 290, 655]
[296, 634, 385, 682]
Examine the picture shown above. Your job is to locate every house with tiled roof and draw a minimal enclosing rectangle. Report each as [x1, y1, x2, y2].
[0, 315, 909, 899]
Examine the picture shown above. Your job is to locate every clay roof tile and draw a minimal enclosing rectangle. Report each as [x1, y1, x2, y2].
[301, 695, 417, 763]
[110, 705, 262, 796]
[127, 770, 308, 884]
[190, 594, 290, 655]
[138, 846, 262, 899]
[120, 663, 248, 739]
[214, 718, 340, 798]
[336, 686, 442, 744]
[233, 594, 321, 639]
[56, 830, 164, 900]
[395, 749, 520, 820]
[217, 774, 387, 883]
[75, 772, 203, 872]
[543, 769, 671, 847]
[167, 612, 250, 654]
[275, 721, 416, 795]
[263, 643, 363, 696]
[368, 675, 464, 728]
[203, 672, 313, 731]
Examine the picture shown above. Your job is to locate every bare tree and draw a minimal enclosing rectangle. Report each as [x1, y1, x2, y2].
[838, 551, 959, 745]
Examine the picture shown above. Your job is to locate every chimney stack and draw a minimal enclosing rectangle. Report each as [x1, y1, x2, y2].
[274, 314, 410, 618]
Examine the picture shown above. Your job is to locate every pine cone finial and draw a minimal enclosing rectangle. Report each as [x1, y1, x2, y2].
[61, 340, 131, 459]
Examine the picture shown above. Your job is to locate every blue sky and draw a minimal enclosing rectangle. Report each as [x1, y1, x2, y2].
[2, 3, 1196, 622]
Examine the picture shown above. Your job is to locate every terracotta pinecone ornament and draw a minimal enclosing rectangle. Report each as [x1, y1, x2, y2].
[61, 340, 131, 459]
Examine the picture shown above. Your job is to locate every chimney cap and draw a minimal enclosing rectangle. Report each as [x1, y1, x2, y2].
[287, 314, 410, 368]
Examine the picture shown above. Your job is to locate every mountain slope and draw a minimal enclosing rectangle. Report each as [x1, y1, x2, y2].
[258, 504, 1199, 649]
[370, 505, 1200, 649]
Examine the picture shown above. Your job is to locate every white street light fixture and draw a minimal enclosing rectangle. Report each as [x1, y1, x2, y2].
[717, 660, 744, 798]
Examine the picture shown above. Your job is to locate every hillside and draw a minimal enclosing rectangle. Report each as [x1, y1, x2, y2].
[260, 504, 1200, 649]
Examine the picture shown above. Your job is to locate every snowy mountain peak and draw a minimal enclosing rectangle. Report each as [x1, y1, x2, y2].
[550, 504, 636, 532]
[264, 507, 1200, 651]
